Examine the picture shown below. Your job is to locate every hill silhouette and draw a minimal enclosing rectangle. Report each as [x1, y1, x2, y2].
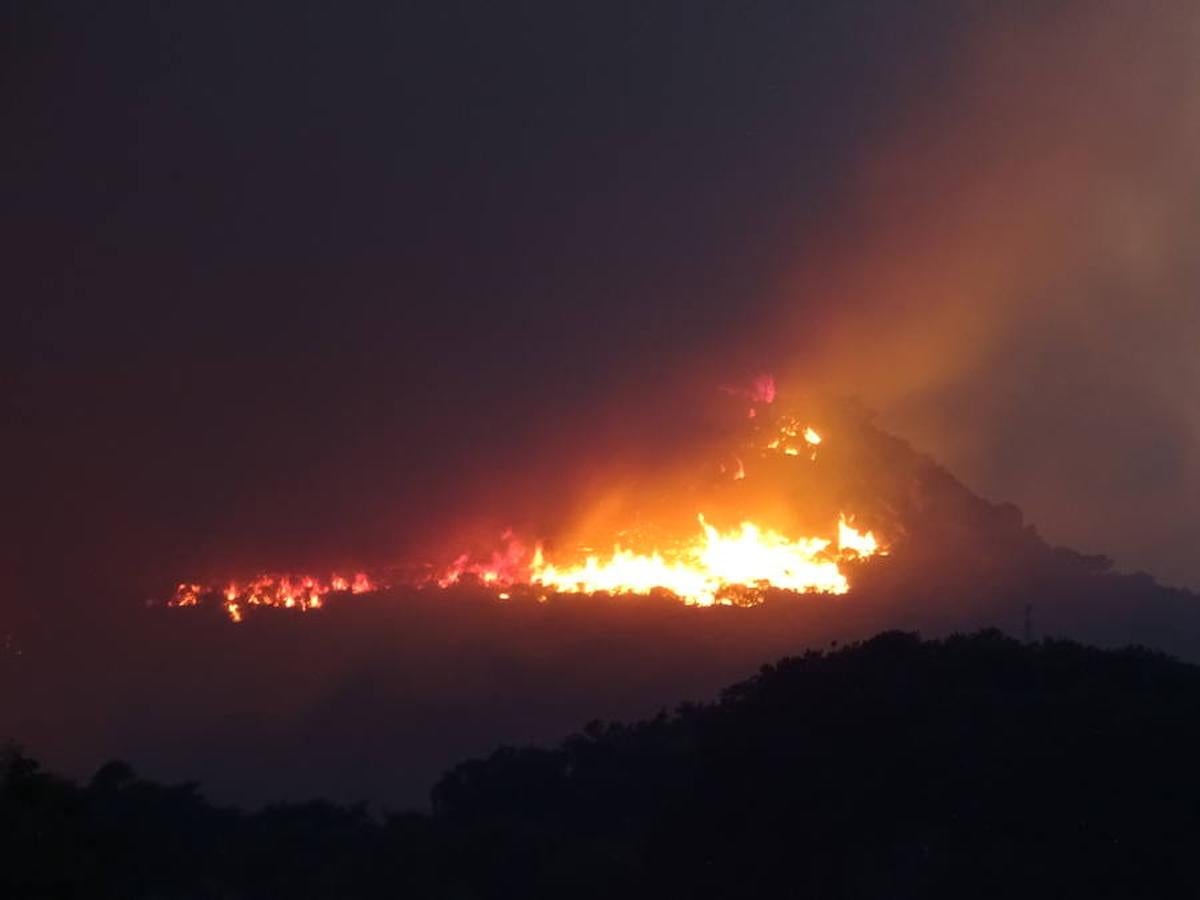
[7, 630, 1200, 897]
[6, 406, 1200, 815]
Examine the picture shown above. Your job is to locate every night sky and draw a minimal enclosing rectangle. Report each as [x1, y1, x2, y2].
[4, 1, 1200, 803]
[8, 2, 1199, 608]
[10, 1, 922, 598]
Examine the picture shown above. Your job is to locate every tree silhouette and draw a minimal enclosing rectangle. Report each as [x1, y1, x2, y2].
[6, 631, 1200, 897]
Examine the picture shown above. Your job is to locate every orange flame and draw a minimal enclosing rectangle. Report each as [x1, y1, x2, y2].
[765, 417, 822, 458]
[837, 515, 879, 557]
[434, 513, 882, 607]
[163, 380, 890, 621]
[169, 572, 375, 622]
[530, 514, 877, 605]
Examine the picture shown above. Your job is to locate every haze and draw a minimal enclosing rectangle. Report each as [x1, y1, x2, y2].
[4, 1, 1200, 806]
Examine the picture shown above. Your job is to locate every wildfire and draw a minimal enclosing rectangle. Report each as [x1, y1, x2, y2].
[765, 417, 823, 459]
[435, 514, 880, 607]
[837, 516, 878, 557]
[421, 395, 886, 606]
[544, 515, 878, 605]
[169, 572, 374, 622]
[164, 376, 890, 621]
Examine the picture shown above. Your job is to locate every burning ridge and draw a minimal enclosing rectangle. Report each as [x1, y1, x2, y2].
[166, 376, 889, 621]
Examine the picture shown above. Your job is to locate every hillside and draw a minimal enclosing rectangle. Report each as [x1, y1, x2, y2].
[7, 630, 1200, 898]
[6, 406, 1200, 814]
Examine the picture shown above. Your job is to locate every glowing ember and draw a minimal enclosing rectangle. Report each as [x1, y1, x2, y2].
[765, 417, 822, 459]
[173, 584, 203, 607]
[169, 572, 375, 622]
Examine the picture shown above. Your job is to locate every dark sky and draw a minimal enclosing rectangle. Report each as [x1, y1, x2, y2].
[5, 0, 1200, 611]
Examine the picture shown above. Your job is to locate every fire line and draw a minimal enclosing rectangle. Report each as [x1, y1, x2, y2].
[166, 379, 886, 621]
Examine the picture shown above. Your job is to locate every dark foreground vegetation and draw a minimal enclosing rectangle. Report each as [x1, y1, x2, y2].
[6, 630, 1200, 898]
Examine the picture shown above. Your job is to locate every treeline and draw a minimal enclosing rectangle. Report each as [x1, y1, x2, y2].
[7, 630, 1200, 898]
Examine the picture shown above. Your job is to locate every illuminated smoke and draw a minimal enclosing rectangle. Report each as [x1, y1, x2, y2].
[166, 378, 885, 621]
